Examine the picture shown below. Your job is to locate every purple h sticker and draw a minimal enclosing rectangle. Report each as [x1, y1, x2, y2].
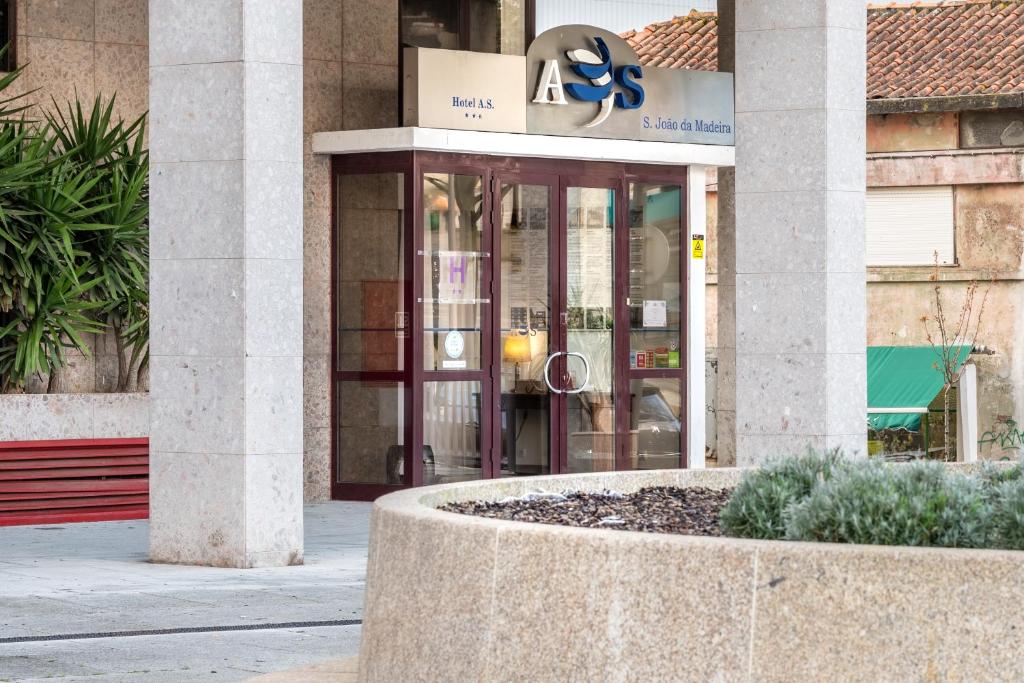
[448, 255, 467, 284]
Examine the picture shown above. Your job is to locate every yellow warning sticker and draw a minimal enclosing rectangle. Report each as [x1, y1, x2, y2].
[692, 234, 705, 259]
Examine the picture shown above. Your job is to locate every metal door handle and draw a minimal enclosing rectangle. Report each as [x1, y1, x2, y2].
[563, 352, 590, 394]
[543, 352, 562, 394]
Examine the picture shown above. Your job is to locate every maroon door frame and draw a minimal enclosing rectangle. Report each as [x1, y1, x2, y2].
[558, 172, 625, 474]
[620, 168, 691, 471]
[331, 152, 415, 501]
[331, 152, 688, 501]
[490, 169, 562, 477]
[415, 158, 498, 482]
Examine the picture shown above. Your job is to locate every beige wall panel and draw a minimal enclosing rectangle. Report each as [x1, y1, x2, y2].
[304, 425, 331, 500]
[20, 36, 95, 112]
[95, 42, 147, 121]
[867, 150, 1024, 188]
[304, 58, 344, 133]
[95, 0, 147, 46]
[867, 112, 958, 153]
[705, 190, 719, 276]
[25, 0, 95, 41]
[302, 0, 346, 501]
[342, 0, 397, 66]
[705, 282, 717, 350]
[956, 183, 1024, 272]
[342, 62, 398, 130]
[304, 0, 343, 62]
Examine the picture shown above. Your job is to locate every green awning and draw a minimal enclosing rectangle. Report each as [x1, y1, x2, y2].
[868, 345, 971, 432]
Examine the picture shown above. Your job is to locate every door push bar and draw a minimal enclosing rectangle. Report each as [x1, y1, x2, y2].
[542, 351, 591, 395]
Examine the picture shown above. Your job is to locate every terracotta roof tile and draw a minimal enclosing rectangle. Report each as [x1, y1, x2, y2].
[621, 1, 1024, 100]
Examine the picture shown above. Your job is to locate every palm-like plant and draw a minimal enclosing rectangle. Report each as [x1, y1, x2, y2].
[0, 50, 149, 394]
[0, 123, 118, 391]
[0, 266, 105, 390]
[47, 97, 149, 391]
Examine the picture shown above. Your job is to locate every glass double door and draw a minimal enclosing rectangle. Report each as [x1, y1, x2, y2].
[418, 168, 687, 485]
[494, 177, 618, 476]
[331, 155, 687, 498]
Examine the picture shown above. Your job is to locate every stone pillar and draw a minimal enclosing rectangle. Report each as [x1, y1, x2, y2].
[148, 1, 304, 567]
[733, 1, 867, 463]
[715, 0, 737, 467]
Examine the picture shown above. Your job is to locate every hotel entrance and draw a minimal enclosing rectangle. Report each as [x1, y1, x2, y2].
[332, 152, 689, 499]
[324, 21, 732, 499]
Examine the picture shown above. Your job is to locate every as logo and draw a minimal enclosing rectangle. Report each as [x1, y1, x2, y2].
[532, 36, 645, 128]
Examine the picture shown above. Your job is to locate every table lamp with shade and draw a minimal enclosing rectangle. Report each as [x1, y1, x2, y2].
[503, 332, 533, 389]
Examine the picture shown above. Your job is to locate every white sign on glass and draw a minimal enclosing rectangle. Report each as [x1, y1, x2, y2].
[643, 299, 667, 328]
[444, 330, 465, 359]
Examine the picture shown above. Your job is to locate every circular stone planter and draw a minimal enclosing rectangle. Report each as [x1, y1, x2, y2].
[357, 468, 1024, 682]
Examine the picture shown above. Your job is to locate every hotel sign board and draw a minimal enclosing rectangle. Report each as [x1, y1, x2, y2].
[403, 48, 527, 134]
[403, 25, 734, 146]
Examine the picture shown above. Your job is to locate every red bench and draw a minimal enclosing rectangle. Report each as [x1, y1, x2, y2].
[0, 438, 149, 526]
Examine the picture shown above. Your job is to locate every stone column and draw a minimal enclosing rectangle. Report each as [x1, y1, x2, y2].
[715, 0, 737, 467]
[148, 1, 304, 567]
[733, 1, 867, 463]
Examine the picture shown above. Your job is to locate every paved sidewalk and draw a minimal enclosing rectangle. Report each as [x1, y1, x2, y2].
[0, 502, 371, 682]
[249, 655, 358, 682]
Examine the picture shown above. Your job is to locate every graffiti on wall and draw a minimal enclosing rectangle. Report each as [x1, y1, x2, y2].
[979, 418, 1024, 454]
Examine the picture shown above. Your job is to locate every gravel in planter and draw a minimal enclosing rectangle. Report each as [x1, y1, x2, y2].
[441, 486, 732, 536]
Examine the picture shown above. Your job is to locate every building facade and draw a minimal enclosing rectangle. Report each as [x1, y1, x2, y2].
[0, 0, 871, 566]
[626, 1, 1024, 463]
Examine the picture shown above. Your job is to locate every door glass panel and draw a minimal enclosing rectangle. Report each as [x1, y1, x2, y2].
[337, 381, 407, 484]
[423, 381, 483, 484]
[566, 187, 615, 473]
[400, 0, 529, 55]
[628, 184, 682, 369]
[401, 0, 459, 49]
[499, 183, 551, 476]
[422, 173, 484, 371]
[337, 173, 406, 373]
[629, 378, 682, 470]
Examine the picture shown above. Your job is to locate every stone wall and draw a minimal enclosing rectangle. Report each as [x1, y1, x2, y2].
[13, 0, 148, 122]
[0, 392, 148, 441]
[361, 467, 1024, 682]
[302, 0, 401, 500]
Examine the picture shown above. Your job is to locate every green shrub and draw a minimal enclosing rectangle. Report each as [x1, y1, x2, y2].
[718, 450, 846, 540]
[784, 460, 992, 548]
[977, 461, 1023, 490]
[988, 477, 1024, 550]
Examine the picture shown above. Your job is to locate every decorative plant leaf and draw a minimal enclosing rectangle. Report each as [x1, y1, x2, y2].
[0, 60, 149, 392]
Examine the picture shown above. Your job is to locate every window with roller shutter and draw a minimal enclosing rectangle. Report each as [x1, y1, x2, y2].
[866, 186, 955, 267]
